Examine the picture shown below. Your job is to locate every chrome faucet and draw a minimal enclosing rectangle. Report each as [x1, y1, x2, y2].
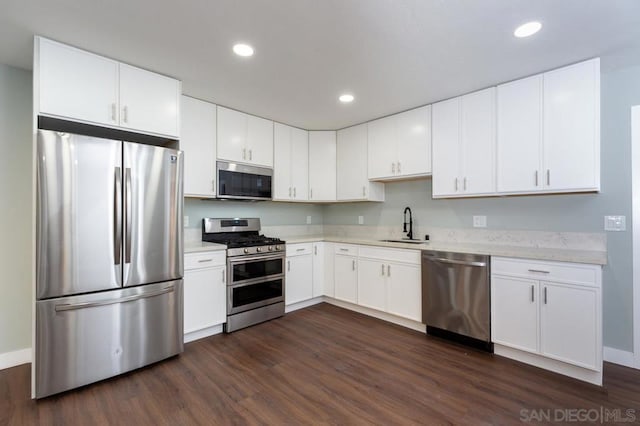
[403, 207, 413, 240]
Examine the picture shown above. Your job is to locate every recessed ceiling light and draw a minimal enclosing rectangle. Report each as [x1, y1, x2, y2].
[233, 43, 254, 57]
[339, 94, 354, 103]
[514, 21, 542, 38]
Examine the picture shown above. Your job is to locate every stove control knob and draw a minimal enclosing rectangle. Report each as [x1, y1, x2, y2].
[257, 247, 262, 252]
[243, 248, 249, 254]
[275, 245, 281, 251]
[268, 246, 274, 251]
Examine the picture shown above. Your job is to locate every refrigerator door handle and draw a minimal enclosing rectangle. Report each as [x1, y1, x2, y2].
[114, 167, 122, 267]
[124, 168, 132, 264]
[54, 285, 175, 312]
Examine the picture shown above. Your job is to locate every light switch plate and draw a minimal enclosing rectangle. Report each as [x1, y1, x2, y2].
[473, 215, 487, 228]
[604, 215, 626, 231]
[184, 216, 189, 227]
[306, 215, 312, 225]
[358, 216, 364, 225]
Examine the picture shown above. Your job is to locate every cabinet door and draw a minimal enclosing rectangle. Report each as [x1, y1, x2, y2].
[497, 76, 543, 193]
[290, 127, 309, 201]
[334, 255, 357, 303]
[491, 276, 539, 353]
[38, 38, 119, 127]
[286, 255, 313, 305]
[181, 96, 217, 197]
[119, 64, 180, 138]
[337, 124, 367, 200]
[184, 266, 226, 334]
[432, 97, 461, 197]
[308, 131, 337, 201]
[540, 282, 599, 369]
[323, 243, 335, 297]
[543, 59, 600, 192]
[273, 123, 292, 200]
[396, 106, 432, 177]
[217, 106, 247, 163]
[460, 88, 496, 195]
[247, 115, 274, 167]
[386, 262, 421, 321]
[312, 243, 325, 298]
[367, 116, 397, 179]
[357, 259, 387, 312]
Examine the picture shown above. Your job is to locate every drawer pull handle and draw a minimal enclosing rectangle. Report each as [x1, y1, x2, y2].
[528, 269, 550, 274]
[198, 259, 213, 263]
[296, 248, 306, 252]
[339, 248, 349, 252]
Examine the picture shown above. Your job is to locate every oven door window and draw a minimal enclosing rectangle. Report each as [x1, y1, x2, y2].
[232, 279, 283, 309]
[218, 169, 272, 199]
[232, 258, 283, 283]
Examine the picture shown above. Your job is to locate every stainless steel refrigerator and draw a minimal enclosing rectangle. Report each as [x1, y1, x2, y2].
[35, 129, 184, 398]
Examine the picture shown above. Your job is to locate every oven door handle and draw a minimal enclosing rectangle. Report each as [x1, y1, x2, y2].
[227, 254, 286, 265]
[227, 274, 285, 289]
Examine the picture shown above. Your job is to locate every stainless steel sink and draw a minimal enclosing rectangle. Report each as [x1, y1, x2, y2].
[379, 239, 427, 245]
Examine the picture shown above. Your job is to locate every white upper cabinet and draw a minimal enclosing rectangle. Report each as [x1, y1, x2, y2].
[119, 64, 180, 137]
[273, 123, 308, 201]
[543, 59, 600, 192]
[367, 105, 432, 181]
[36, 37, 180, 139]
[336, 124, 384, 201]
[217, 106, 274, 167]
[308, 131, 337, 201]
[497, 59, 600, 195]
[432, 88, 496, 198]
[497, 75, 543, 193]
[180, 96, 217, 198]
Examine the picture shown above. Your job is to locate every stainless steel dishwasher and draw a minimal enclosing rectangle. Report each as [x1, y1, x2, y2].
[422, 250, 492, 351]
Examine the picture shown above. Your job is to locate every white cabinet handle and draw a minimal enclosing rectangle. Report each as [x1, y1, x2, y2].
[212, 179, 215, 192]
[455, 178, 459, 191]
[362, 186, 366, 197]
[387, 264, 391, 277]
[397, 162, 401, 174]
[544, 287, 548, 304]
[314, 246, 317, 255]
[222, 269, 226, 283]
[293, 187, 297, 198]
[381, 264, 385, 275]
[296, 248, 305, 252]
[310, 188, 313, 199]
[528, 269, 550, 274]
[287, 260, 290, 272]
[122, 106, 129, 124]
[531, 285, 534, 302]
[111, 103, 117, 122]
[339, 248, 349, 252]
[546, 169, 550, 186]
[198, 259, 213, 263]
[352, 259, 356, 271]
[535, 170, 539, 187]
[289, 187, 292, 197]
[391, 163, 396, 174]
[463, 177, 467, 191]
[249, 149, 252, 161]
[242, 148, 246, 160]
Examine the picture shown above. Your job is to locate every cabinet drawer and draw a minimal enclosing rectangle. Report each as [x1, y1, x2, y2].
[492, 257, 600, 287]
[185, 251, 226, 270]
[358, 246, 420, 265]
[286, 243, 313, 257]
[334, 244, 359, 256]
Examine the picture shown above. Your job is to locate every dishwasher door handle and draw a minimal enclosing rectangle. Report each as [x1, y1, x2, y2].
[425, 256, 487, 267]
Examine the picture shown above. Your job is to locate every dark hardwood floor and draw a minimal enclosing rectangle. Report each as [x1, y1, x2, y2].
[2, 303, 640, 425]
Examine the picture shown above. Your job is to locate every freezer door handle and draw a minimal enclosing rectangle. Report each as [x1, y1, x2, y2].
[124, 168, 132, 264]
[114, 167, 122, 267]
[54, 286, 175, 312]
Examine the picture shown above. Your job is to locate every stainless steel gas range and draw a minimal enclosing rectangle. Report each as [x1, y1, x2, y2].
[202, 218, 285, 332]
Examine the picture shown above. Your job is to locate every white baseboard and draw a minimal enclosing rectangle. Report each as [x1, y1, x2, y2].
[184, 324, 223, 344]
[0, 348, 31, 370]
[285, 297, 324, 313]
[603, 346, 636, 368]
[324, 297, 426, 333]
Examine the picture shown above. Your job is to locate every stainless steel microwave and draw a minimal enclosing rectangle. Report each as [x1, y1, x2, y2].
[216, 161, 273, 200]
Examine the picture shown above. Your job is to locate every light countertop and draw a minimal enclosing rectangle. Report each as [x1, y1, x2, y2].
[184, 241, 227, 254]
[282, 236, 607, 265]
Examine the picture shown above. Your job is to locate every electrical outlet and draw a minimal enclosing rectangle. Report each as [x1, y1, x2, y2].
[306, 215, 312, 225]
[473, 215, 487, 228]
[358, 216, 364, 225]
[604, 215, 626, 231]
[184, 216, 189, 227]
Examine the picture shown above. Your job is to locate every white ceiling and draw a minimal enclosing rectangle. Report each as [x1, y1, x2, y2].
[1, 0, 640, 129]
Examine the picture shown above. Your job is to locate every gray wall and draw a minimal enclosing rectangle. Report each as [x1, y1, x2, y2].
[324, 56, 640, 352]
[0, 64, 32, 354]
[184, 199, 324, 229]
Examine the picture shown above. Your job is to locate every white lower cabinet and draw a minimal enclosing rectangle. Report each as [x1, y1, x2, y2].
[286, 251, 313, 305]
[357, 258, 387, 312]
[491, 256, 602, 384]
[183, 251, 227, 340]
[385, 262, 421, 322]
[334, 245, 359, 303]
